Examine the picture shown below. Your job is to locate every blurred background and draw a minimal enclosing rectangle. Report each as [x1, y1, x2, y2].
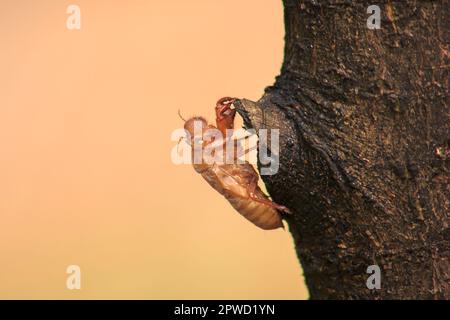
[0, 0, 307, 299]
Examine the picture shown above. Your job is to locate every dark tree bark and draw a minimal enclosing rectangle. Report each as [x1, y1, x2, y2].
[235, 0, 449, 299]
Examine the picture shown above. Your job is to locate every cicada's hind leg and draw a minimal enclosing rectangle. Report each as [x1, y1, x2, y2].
[215, 97, 237, 136]
[247, 176, 291, 214]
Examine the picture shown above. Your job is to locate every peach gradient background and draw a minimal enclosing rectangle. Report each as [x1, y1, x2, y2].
[0, 0, 308, 299]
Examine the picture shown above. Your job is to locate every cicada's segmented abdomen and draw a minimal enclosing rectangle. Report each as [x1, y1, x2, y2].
[225, 194, 284, 230]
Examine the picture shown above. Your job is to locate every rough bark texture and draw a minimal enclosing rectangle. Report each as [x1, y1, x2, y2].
[235, 0, 449, 299]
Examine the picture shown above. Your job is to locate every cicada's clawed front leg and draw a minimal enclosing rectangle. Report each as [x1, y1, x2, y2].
[215, 97, 250, 162]
[215, 97, 237, 135]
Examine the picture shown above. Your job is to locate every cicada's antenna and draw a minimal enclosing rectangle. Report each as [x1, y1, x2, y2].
[178, 109, 186, 122]
[177, 109, 187, 154]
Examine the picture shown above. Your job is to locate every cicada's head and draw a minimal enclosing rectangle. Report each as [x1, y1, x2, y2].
[183, 116, 208, 146]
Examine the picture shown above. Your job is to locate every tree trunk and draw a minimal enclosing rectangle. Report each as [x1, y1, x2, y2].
[235, 0, 449, 299]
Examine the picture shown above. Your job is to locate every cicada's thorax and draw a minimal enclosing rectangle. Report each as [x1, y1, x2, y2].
[191, 125, 221, 174]
[191, 123, 229, 173]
